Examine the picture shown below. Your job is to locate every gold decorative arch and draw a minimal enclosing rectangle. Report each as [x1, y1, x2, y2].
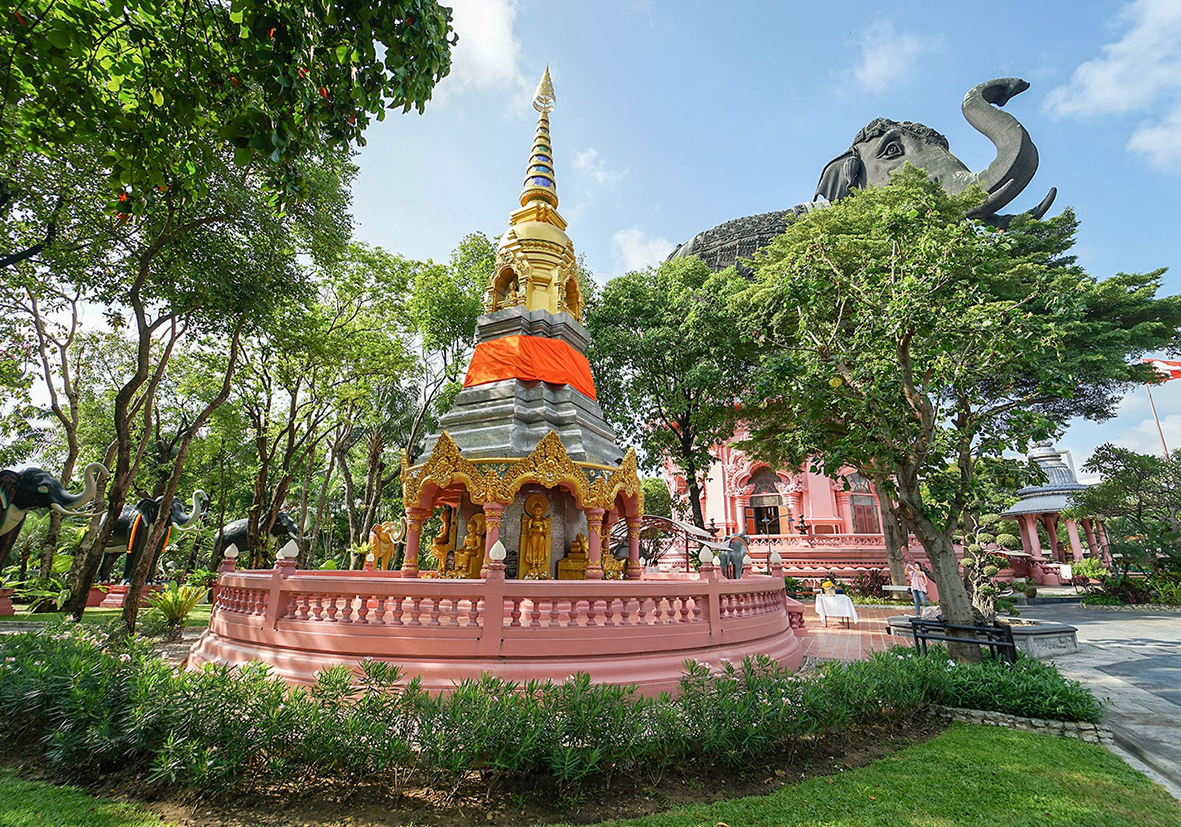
[402, 430, 642, 513]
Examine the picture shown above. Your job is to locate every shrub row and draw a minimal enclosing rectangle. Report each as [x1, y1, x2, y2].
[0, 623, 1101, 794]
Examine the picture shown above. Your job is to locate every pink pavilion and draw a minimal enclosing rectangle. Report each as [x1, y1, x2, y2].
[188, 68, 805, 694]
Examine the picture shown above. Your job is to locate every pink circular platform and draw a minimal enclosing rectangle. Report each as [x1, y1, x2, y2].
[188, 564, 806, 696]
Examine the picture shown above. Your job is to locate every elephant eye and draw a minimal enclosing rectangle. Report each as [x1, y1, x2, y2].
[880, 139, 904, 159]
[37, 484, 49, 494]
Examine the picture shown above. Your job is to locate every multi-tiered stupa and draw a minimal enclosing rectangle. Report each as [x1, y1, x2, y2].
[400, 67, 643, 581]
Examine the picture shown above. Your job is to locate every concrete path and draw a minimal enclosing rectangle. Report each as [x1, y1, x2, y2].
[1024, 603, 1181, 798]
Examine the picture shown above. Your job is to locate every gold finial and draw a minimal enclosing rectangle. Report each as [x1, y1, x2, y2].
[533, 64, 555, 113]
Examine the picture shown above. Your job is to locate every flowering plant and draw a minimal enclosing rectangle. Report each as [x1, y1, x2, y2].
[523, 570, 550, 580]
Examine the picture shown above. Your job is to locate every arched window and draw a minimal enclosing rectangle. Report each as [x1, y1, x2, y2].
[745, 468, 785, 535]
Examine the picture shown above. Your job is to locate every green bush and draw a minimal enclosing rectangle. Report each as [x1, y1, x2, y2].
[0, 623, 1102, 796]
[1072, 557, 1106, 581]
[1081, 594, 1122, 606]
[996, 533, 1021, 550]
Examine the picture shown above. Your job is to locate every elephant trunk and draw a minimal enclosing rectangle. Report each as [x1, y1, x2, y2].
[50, 462, 108, 516]
[961, 78, 1039, 218]
[175, 490, 207, 529]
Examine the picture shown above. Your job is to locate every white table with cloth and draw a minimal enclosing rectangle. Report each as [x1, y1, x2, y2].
[815, 594, 859, 626]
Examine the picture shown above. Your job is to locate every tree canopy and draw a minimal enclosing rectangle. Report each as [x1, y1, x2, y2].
[586, 257, 754, 527]
[736, 167, 1181, 651]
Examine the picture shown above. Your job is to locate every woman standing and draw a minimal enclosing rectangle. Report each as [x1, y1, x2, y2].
[907, 562, 931, 615]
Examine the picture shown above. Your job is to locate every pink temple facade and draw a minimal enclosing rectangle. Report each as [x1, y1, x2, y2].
[667, 428, 883, 543]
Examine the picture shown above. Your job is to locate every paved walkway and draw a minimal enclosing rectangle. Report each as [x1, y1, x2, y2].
[799, 602, 911, 660]
[1023, 603, 1181, 797]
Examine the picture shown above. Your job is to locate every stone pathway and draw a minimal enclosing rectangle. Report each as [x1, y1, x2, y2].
[798, 603, 911, 660]
[1023, 603, 1181, 798]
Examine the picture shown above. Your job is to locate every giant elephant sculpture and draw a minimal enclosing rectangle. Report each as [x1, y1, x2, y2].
[0, 463, 107, 571]
[210, 512, 300, 568]
[96, 490, 208, 583]
[670, 78, 1057, 274]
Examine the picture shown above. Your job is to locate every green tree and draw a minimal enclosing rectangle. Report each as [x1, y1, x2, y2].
[641, 478, 673, 519]
[1, 0, 456, 266]
[587, 257, 755, 528]
[1066, 443, 1181, 575]
[738, 168, 1181, 658]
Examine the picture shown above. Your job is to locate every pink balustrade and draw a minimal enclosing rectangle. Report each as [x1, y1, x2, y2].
[188, 566, 805, 696]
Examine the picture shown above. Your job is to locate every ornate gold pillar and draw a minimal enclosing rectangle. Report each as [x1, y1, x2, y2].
[402, 507, 430, 578]
[626, 517, 642, 580]
[480, 502, 506, 577]
[585, 507, 605, 580]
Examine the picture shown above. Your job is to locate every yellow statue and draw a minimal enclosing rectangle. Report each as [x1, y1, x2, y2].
[519, 493, 552, 578]
[453, 513, 487, 579]
[602, 533, 625, 578]
[430, 507, 454, 574]
[368, 519, 405, 570]
[557, 532, 589, 580]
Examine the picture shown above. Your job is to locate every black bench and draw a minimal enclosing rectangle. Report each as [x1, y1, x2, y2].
[908, 617, 1018, 664]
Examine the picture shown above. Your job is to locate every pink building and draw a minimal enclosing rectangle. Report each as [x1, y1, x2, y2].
[667, 427, 881, 542]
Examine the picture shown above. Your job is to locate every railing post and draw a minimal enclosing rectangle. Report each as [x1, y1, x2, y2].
[265, 562, 293, 630]
[478, 559, 507, 657]
[701, 560, 722, 644]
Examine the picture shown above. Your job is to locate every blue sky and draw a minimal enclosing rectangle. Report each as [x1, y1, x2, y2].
[349, 0, 1181, 476]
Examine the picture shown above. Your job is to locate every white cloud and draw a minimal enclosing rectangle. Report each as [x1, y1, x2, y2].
[611, 228, 674, 275]
[444, 0, 523, 91]
[572, 148, 625, 185]
[846, 21, 934, 95]
[1043, 0, 1181, 172]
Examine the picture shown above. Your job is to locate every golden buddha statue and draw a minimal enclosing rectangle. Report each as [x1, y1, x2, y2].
[557, 532, 589, 580]
[430, 507, 454, 574]
[519, 494, 552, 578]
[453, 513, 487, 578]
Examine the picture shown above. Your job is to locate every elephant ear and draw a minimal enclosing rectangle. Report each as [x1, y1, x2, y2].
[0, 470, 18, 514]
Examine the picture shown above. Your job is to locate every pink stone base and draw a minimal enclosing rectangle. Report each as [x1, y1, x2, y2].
[98, 584, 162, 609]
[86, 587, 107, 607]
[187, 625, 802, 697]
[0, 588, 13, 616]
[186, 569, 806, 697]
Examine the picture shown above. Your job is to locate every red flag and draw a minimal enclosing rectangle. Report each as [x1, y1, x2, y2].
[1144, 358, 1181, 382]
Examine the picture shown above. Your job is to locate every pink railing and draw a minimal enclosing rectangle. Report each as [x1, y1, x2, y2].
[197, 565, 805, 673]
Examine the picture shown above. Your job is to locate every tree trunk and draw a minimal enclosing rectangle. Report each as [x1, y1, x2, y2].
[896, 491, 981, 663]
[307, 431, 342, 565]
[338, 448, 360, 549]
[872, 479, 908, 586]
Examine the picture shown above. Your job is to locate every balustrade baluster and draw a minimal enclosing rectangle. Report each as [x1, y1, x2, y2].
[546, 598, 559, 627]
[429, 598, 442, 626]
[390, 596, 404, 625]
[326, 596, 340, 622]
[408, 597, 422, 626]
[509, 598, 522, 628]
[529, 597, 542, 628]
[355, 594, 369, 624]
[692, 596, 703, 622]
[636, 596, 649, 625]
[619, 596, 633, 625]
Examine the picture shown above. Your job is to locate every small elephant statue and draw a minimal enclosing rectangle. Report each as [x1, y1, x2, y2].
[96, 490, 208, 583]
[0, 463, 106, 571]
[210, 512, 301, 569]
[719, 534, 749, 580]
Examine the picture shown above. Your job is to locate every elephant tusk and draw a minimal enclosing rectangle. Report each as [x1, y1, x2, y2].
[1026, 187, 1057, 220]
[50, 502, 97, 517]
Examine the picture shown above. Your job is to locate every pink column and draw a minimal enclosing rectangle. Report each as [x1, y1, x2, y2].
[1020, 515, 1044, 560]
[788, 491, 804, 533]
[735, 494, 751, 534]
[585, 507, 605, 580]
[480, 502, 506, 577]
[1082, 519, 1100, 556]
[1096, 521, 1113, 564]
[834, 491, 853, 534]
[1041, 514, 1060, 561]
[626, 517, 642, 580]
[402, 507, 429, 578]
[1064, 519, 1085, 562]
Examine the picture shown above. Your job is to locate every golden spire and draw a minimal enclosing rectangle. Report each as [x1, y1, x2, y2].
[520, 66, 558, 209]
[485, 65, 582, 321]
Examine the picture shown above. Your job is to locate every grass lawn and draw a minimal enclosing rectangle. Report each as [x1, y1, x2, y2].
[576, 724, 1181, 827]
[0, 604, 212, 628]
[0, 772, 166, 827]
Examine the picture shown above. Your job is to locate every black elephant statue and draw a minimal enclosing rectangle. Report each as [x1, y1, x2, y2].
[211, 512, 301, 567]
[0, 463, 107, 571]
[719, 533, 749, 580]
[670, 77, 1057, 275]
[96, 490, 208, 583]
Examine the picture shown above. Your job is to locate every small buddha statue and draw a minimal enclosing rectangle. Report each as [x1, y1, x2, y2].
[557, 532, 589, 580]
[519, 495, 552, 578]
[429, 507, 454, 574]
[453, 514, 486, 578]
[503, 279, 521, 308]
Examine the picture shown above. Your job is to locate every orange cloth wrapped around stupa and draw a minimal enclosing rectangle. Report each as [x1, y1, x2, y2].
[463, 335, 596, 399]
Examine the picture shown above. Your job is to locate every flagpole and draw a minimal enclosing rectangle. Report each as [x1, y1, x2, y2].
[1145, 382, 1170, 457]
